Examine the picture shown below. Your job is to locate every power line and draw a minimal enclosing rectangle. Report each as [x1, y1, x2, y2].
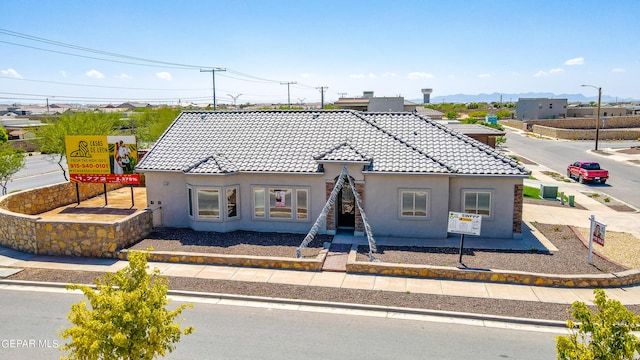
[280, 81, 297, 108]
[316, 86, 328, 109]
[200, 68, 226, 110]
[1, 75, 207, 91]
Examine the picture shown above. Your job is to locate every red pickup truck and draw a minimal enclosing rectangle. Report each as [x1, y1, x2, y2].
[567, 161, 609, 184]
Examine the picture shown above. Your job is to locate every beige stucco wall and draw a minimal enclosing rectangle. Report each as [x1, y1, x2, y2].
[144, 166, 524, 240]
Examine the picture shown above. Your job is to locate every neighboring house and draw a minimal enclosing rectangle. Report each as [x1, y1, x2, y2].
[117, 102, 152, 111]
[566, 104, 628, 118]
[516, 98, 567, 120]
[444, 124, 506, 148]
[136, 110, 530, 242]
[415, 107, 444, 120]
[335, 92, 417, 112]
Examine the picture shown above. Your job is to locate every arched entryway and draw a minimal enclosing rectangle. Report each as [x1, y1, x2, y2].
[337, 181, 355, 229]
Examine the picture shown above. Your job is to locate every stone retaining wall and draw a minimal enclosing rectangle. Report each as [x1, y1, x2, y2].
[0, 182, 122, 215]
[0, 183, 153, 257]
[345, 251, 640, 288]
[118, 248, 328, 271]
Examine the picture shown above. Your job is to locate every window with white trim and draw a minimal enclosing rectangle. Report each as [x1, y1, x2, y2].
[197, 188, 220, 219]
[226, 186, 239, 219]
[463, 190, 492, 217]
[400, 189, 429, 218]
[252, 186, 309, 221]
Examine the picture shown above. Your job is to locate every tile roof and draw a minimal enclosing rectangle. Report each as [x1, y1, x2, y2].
[136, 110, 529, 176]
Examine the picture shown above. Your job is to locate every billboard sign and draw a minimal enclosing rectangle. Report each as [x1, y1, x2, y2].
[65, 135, 140, 185]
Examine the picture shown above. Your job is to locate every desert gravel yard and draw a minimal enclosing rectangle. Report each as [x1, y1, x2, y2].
[5, 220, 640, 322]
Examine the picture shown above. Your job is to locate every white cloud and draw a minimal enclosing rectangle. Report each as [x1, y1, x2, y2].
[349, 73, 366, 78]
[382, 72, 397, 78]
[86, 69, 105, 79]
[1, 68, 22, 78]
[564, 57, 584, 65]
[368, 73, 377, 79]
[533, 68, 564, 77]
[59, 70, 67, 77]
[407, 72, 434, 79]
[300, 73, 314, 78]
[115, 73, 131, 79]
[612, 68, 625, 73]
[156, 71, 172, 80]
[478, 73, 491, 78]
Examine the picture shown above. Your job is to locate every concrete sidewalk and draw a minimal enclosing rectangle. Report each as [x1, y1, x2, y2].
[1, 241, 639, 307]
[1, 145, 639, 308]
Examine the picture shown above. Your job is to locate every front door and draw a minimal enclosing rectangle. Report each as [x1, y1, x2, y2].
[337, 182, 355, 228]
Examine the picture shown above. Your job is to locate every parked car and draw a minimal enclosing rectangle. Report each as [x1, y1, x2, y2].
[567, 161, 609, 184]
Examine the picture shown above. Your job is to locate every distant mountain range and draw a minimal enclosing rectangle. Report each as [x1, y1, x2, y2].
[410, 92, 637, 104]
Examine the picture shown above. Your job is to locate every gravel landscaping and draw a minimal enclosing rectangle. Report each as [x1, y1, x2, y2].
[5, 220, 639, 322]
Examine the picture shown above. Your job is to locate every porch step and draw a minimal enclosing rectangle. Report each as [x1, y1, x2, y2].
[321, 243, 352, 272]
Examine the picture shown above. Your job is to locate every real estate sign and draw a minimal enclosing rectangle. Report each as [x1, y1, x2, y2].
[447, 211, 482, 236]
[65, 135, 140, 185]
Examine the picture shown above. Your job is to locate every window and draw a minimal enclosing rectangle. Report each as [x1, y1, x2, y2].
[253, 188, 265, 218]
[400, 190, 429, 218]
[269, 188, 292, 219]
[296, 189, 308, 220]
[463, 190, 492, 217]
[226, 186, 238, 219]
[252, 186, 309, 221]
[197, 189, 220, 219]
[188, 188, 193, 217]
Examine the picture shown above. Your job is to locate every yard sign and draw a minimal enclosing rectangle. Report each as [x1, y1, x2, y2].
[65, 135, 140, 185]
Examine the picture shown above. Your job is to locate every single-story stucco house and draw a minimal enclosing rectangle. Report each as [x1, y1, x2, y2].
[136, 110, 530, 242]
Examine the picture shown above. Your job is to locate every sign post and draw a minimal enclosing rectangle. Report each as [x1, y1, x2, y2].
[447, 212, 482, 264]
[588, 215, 606, 264]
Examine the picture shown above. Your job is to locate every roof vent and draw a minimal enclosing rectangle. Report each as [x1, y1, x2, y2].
[312, 112, 319, 119]
[200, 114, 206, 120]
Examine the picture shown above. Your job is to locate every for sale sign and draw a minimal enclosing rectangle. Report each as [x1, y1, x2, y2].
[447, 211, 482, 236]
[65, 135, 139, 184]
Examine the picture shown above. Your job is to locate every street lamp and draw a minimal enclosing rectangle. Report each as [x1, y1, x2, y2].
[581, 84, 602, 151]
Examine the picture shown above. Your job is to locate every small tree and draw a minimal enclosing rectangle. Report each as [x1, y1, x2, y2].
[59, 251, 194, 359]
[555, 288, 640, 359]
[37, 112, 121, 180]
[0, 143, 26, 195]
[0, 126, 8, 143]
[445, 110, 459, 120]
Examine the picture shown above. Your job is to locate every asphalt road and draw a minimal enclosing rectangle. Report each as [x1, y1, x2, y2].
[5, 154, 67, 193]
[502, 127, 640, 209]
[0, 287, 561, 360]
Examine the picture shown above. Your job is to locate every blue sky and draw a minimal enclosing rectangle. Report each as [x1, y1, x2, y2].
[1, 0, 638, 105]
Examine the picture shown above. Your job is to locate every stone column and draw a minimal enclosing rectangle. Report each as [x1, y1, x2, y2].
[325, 181, 335, 232]
[354, 182, 365, 233]
[513, 184, 523, 233]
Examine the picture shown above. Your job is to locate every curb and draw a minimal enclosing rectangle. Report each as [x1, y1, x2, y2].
[0, 278, 568, 329]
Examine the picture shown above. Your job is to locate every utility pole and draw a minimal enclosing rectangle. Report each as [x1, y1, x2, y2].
[280, 81, 297, 109]
[316, 86, 328, 109]
[228, 93, 242, 109]
[200, 68, 226, 110]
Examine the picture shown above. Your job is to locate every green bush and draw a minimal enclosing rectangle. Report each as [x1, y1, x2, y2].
[556, 289, 640, 359]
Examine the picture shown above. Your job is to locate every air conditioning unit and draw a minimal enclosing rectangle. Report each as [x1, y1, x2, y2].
[540, 184, 558, 199]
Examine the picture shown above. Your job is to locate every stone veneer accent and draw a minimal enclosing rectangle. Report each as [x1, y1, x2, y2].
[0, 182, 153, 258]
[325, 181, 335, 231]
[354, 182, 364, 233]
[513, 184, 523, 233]
[119, 248, 328, 271]
[346, 251, 640, 288]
